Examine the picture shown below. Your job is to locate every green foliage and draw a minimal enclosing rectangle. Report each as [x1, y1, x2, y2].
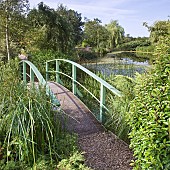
[83, 18, 108, 47]
[83, 19, 125, 55]
[83, 18, 109, 55]
[0, 1, 84, 59]
[55, 133, 78, 160]
[104, 75, 135, 142]
[136, 45, 154, 61]
[0, 0, 29, 60]
[136, 45, 154, 53]
[106, 20, 125, 50]
[77, 72, 135, 142]
[144, 20, 170, 44]
[77, 50, 97, 61]
[30, 50, 73, 78]
[26, 3, 84, 53]
[57, 151, 91, 170]
[128, 36, 170, 169]
[117, 39, 151, 51]
[0, 59, 85, 169]
[0, 59, 61, 166]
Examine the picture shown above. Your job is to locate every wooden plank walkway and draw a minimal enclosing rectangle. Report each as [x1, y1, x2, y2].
[48, 81, 133, 170]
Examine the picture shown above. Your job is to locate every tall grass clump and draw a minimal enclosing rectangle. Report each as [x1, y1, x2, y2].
[104, 74, 135, 142]
[0, 59, 82, 169]
[0, 59, 59, 168]
[76, 71, 135, 142]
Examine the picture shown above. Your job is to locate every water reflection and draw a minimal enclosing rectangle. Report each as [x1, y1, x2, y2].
[121, 57, 149, 66]
[83, 52, 150, 77]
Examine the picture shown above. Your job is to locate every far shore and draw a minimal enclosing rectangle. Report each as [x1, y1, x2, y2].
[107, 50, 154, 55]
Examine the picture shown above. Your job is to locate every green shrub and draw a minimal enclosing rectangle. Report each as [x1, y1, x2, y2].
[77, 50, 97, 61]
[57, 151, 91, 170]
[128, 37, 170, 169]
[117, 40, 151, 51]
[29, 50, 70, 77]
[135, 45, 154, 61]
[136, 45, 154, 54]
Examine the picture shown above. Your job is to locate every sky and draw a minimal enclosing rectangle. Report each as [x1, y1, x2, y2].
[29, 0, 170, 37]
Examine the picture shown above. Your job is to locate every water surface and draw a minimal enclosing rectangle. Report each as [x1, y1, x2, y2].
[83, 52, 150, 77]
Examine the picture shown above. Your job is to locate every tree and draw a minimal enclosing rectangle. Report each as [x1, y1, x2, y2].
[106, 20, 124, 50]
[143, 20, 170, 44]
[0, 0, 29, 60]
[56, 4, 84, 51]
[27, 2, 58, 51]
[83, 18, 109, 54]
[26, 3, 84, 53]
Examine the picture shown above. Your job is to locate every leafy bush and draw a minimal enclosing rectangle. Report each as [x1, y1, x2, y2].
[136, 45, 154, 61]
[136, 45, 154, 53]
[128, 37, 170, 169]
[117, 40, 151, 51]
[77, 50, 97, 61]
[29, 50, 70, 77]
[57, 151, 91, 170]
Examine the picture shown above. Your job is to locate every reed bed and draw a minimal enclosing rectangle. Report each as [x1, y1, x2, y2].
[76, 71, 135, 143]
[0, 60, 79, 169]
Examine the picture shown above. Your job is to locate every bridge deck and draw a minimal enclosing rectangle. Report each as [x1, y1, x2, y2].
[48, 81, 133, 170]
[48, 81, 104, 136]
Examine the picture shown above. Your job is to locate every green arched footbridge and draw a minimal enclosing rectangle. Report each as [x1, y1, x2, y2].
[20, 59, 121, 123]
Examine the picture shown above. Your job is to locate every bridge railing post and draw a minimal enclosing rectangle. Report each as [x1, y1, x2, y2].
[23, 62, 27, 83]
[100, 84, 106, 123]
[46, 62, 49, 81]
[30, 67, 34, 82]
[72, 64, 77, 95]
[56, 60, 60, 83]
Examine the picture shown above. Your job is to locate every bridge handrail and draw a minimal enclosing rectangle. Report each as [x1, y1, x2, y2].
[46, 59, 122, 122]
[20, 60, 60, 106]
[46, 59, 121, 96]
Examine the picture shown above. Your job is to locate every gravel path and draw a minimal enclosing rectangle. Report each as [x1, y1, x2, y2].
[48, 82, 133, 170]
[79, 132, 133, 170]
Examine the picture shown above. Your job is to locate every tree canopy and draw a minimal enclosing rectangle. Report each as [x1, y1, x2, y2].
[143, 20, 170, 44]
[0, 0, 29, 60]
[26, 2, 84, 53]
[106, 20, 125, 50]
[0, 0, 169, 61]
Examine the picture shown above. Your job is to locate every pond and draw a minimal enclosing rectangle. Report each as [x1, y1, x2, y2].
[82, 52, 151, 77]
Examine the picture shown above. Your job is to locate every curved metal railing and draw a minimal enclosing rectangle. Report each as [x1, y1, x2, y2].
[46, 59, 122, 122]
[20, 60, 60, 106]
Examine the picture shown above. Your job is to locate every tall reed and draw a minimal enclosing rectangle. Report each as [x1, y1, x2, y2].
[0, 59, 76, 169]
[76, 71, 135, 142]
